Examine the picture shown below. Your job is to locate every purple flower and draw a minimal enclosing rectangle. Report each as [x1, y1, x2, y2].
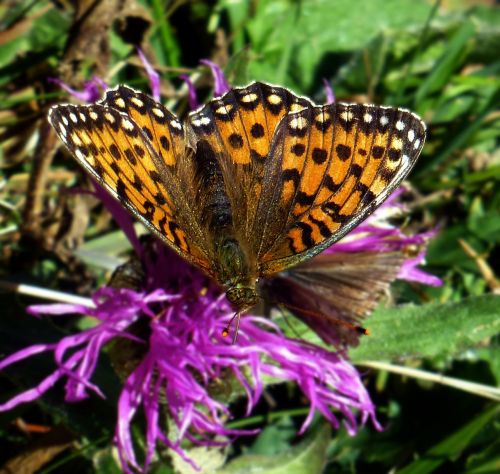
[49, 48, 160, 104]
[323, 78, 336, 104]
[1, 60, 441, 473]
[179, 73, 199, 110]
[0, 238, 382, 472]
[328, 188, 441, 287]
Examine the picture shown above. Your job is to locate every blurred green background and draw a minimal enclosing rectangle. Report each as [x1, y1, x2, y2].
[0, 0, 499, 472]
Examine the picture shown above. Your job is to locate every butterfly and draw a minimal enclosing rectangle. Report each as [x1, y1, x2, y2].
[48, 82, 426, 345]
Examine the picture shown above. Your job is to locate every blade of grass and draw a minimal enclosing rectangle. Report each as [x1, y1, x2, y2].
[150, 0, 180, 67]
[414, 20, 475, 108]
[397, 405, 499, 474]
[393, 0, 442, 105]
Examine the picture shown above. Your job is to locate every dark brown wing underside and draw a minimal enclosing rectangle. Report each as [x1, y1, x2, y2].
[263, 250, 405, 347]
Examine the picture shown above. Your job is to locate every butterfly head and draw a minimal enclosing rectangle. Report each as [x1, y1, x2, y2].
[225, 285, 260, 313]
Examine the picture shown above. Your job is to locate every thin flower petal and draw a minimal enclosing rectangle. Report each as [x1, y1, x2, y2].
[137, 48, 161, 101]
[49, 77, 106, 103]
[398, 251, 443, 286]
[323, 78, 335, 104]
[179, 74, 199, 110]
[200, 59, 230, 96]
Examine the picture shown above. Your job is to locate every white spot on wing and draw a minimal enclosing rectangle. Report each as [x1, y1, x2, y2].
[340, 110, 354, 122]
[241, 93, 258, 103]
[152, 108, 164, 118]
[122, 119, 135, 131]
[75, 149, 86, 162]
[191, 116, 209, 128]
[267, 94, 282, 105]
[289, 116, 308, 129]
[171, 119, 182, 130]
[71, 133, 83, 146]
[315, 112, 331, 122]
[215, 103, 233, 115]
[290, 103, 306, 112]
[392, 137, 403, 150]
[115, 98, 126, 108]
[131, 97, 144, 108]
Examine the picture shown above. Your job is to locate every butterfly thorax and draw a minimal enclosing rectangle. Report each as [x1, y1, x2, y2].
[214, 235, 259, 311]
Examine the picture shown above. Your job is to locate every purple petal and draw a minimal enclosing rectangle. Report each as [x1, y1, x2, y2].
[136, 48, 161, 101]
[200, 59, 230, 96]
[323, 78, 336, 104]
[179, 74, 199, 110]
[49, 77, 106, 103]
[398, 251, 443, 286]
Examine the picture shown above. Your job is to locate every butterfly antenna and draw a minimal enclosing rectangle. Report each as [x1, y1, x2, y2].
[222, 311, 242, 344]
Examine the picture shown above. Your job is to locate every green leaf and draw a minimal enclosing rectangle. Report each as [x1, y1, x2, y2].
[350, 295, 500, 362]
[468, 210, 500, 243]
[92, 448, 123, 474]
[414, 20, 475, 107]
[217, 423, 331, 474]
[397, 405, 499, 474]
[465, 438, 500, 473]
[239, 0, 433, 90]
[248, 417, 296, 455]
[171, 445, 225, 474]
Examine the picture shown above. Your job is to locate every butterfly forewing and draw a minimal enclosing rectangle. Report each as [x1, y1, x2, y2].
[48, 99, 211, 271]
[99, 86, 186, 168]
[256, 102, 426, 275]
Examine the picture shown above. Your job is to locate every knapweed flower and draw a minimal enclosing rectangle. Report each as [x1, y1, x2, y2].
[1, 56, 441, 472]
[0, 232, 384, 472]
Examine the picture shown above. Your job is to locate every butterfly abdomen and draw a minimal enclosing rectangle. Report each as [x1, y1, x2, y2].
[193, 139, 258, 308]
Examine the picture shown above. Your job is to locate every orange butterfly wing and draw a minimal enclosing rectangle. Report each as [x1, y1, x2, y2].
[49, 83, 426, 297]
[187, 82, 313, 244]
[254, 102, 426, 274]
[48, 88, 211, 272]
[186, 83, 425, 276]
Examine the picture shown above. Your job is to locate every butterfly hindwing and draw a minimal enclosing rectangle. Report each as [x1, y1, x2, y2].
[187, 82, 313, 242]
[255, 102, 426, 274]
[48, 100, 211, 272]
[264, 250, 406, 346]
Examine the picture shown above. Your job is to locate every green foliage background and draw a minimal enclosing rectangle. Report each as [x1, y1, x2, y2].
[0, 0, 499, 472]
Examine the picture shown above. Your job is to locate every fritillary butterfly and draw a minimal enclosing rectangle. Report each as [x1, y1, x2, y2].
[48, 82, 425, 343]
